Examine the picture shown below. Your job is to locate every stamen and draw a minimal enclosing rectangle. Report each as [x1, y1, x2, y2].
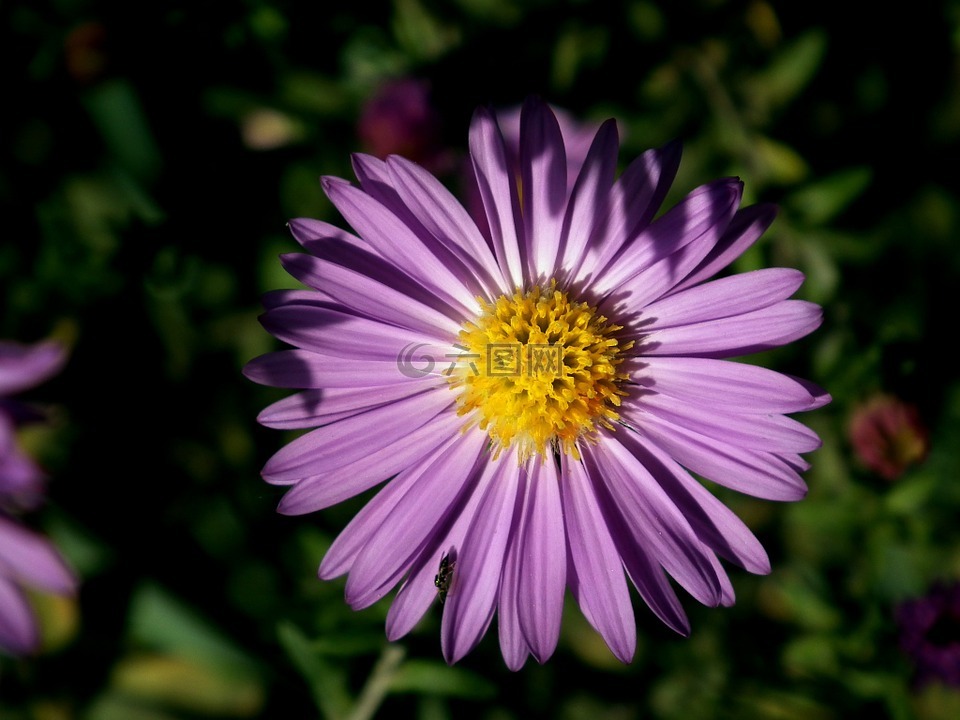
[447, 282, 631, 462]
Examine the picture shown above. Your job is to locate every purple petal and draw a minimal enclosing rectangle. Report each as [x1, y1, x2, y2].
[639, 268, 805, 329]
[561, 456, 636, 663]
[590, 178, 743, 297]
[611, 429, 770, 574]
[587, 437, 723, 607]
[287, 217, 366, 255]
[260, 304, 449, 362]
[497, 469, 531, 671]
[276, 412, 465, 512]
[519, 98, 568, 278]
[0, 578, 37, 655]
[582, 448, 690, 634]
[352, 154, 497, 301]
[321, 177, 479, 316]
[635, 300, 823, 357]
[668, 204, 778, 295]
[244, 349, 447, 389]
[573, 141, 682, 286]
[626, 392, 822, 454]
[385, 156, 508, 295]
[442, 457, 521, 664]
[385, 449, 504, 641]
[279, 253, 461, 339]
[262, 389, 452, 483]
[468, 106, 526, 289]
[0, 516, 75, 594]
[634, 357, 830, 414]
[517, 458, 566, 664]
[320, 432, 463, 580]
[0, 444, 46, 511]
[626, 410, 808, 501]
[557, 119, 619, 278]
[343, 432, 487, 609]
[0, 341, 67, 397]
[258, 383, 436, 429]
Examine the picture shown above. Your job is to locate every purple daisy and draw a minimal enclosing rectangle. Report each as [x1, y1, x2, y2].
[246, 97, 829, 669]
[0, 340, 75, 656]
[898, 582, 960, 687]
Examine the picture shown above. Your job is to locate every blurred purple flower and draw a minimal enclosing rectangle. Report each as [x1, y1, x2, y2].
[0, 340, 75, 656]
[848, 394, 928, 480]
[357, 78, 452, 174]
[898, 581, 960, 687]
[247, 97, 828, 669]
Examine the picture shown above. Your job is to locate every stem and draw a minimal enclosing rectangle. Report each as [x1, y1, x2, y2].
[346, 644, 407, 720]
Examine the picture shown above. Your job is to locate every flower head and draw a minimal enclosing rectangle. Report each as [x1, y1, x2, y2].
[849, 393, 928, 480]
[246, 97, 829, 668]
[357, 78, 450, 174]
[898, 581, 960, 687]
[0, 339, 75, 656]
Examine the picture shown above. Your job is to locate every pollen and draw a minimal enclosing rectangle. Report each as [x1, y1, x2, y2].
[447, 282, 632, 462]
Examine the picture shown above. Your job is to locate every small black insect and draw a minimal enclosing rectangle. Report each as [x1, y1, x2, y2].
[434, 552, 456, 604]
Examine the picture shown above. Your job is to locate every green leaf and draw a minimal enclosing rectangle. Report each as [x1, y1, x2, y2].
[127, 583, 258, 675]
[277, 621, 354, 719]
[747, 29, 828, 111]
[787, 167, 872, 225]
[389, 660, 496, 699]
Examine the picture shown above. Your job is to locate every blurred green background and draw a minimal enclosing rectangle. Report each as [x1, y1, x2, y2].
[3, 0, 960, 718]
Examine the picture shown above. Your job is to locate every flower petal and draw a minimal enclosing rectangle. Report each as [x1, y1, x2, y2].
[626, 410, 808, 501]
[583, 449, 690, 634]
[257, 383, 436, 430]
[442, 457, 521, 664]
[573, 141, 682, 286]
[635, 300, 823, 357]
[639, 268, 805, 329]
[587, 437, 723, 607]
[279, 252, 461, 339]
[557, 119, 619, 278]
[626, 392, 822, 454]
[260, 304, 448, 362]
[634, 357, 830, 414]
[590, 178, 743, 297]
[344, 432, 487, 609]
[468, 105, 526, 289]
[0, 516, 75, 594]
[319, 432, 462, 580]
[385, 450, 500, 642]
[517, 458, 566, 664]
[519, 97, 568, 278]
[0, 341, 67, 397]
[321, 177, 480, 316]
[668, 203, 778, 295]
[385, 155, 508, 295]
[0, 578, 37, 655]
[276, 412, 465, 512]
[612, 429, 770, 574]
[262, 388, 452, 483]
[243, 349, 447, 389]
[561, 456, 636, 663]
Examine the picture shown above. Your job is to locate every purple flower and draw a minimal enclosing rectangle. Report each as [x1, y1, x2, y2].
[357, 78, 452, 174]
[0, 340, 75, 656]
[848, 394, 928, 481]
[898, 582, 960, 687]
[246, 97, 829, 669]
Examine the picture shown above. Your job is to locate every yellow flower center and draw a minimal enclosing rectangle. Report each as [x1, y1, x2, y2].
[447, 282, 632, 462]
